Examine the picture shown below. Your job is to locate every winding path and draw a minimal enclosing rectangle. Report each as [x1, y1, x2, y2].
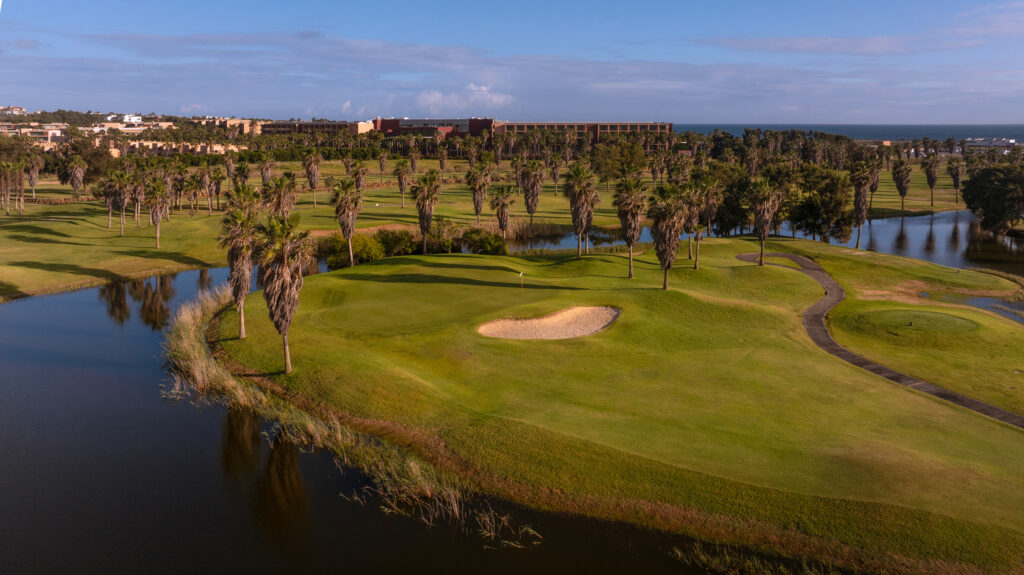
[738, 252, 1024, 430]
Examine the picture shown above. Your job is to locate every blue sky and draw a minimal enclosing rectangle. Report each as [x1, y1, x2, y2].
[1, 0, 1023, 123]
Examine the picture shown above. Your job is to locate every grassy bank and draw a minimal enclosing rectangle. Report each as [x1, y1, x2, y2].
[209, 238, 1024, 573]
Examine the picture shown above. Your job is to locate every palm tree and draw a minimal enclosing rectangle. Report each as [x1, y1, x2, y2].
[219, 184, 261, 339]
[750, 179, 784, 265]
[28, 155, 44, 199]
[69, 156, 87, 198]
[210, 166, 226, 210]
[351, 162, 369, 193]
[146, 178, 172, 248]
[185, 172, 203, 217]
[331, 178, 362, 268]
[109, 170, 131, 236]
[613, 177, 647, 278]
[563, 161, 598, 259]
[522, 160, 544, 225]
[258, 154, 275, 186]
[412, 169, 442, 255]
[409, 147, 421, 174]
[549, 158, 562, 196]
[489, 185, 516, 240]
[392, 159, 412, 208]
[947, 158, 966, 204]
[693, 177, 721, 270]
[302, 151, 322, 208]
[234, 161, 251, 187]
[892, 160, 913, 212]
[377, 150, 388, 184]
[849, 162, 872, 249]
[254, 213, 314, 374]
[199, 163, 214, 215]
[921, 154, 940, 207]
[647, 185, 686, 289]
[438, 145, 448, 173]
[264, 175, 298, 216]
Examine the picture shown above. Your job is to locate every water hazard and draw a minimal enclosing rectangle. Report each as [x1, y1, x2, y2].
[0, 268, 699, 573]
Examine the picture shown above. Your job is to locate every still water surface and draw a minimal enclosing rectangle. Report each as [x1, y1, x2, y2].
[0, 268, 697, 573]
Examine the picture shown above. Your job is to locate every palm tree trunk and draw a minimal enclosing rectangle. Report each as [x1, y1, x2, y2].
[688, 235, 692, 259]
[930, 187, 934, 207]
[663, 268, 668, 290]
[856, 224, 862, 250]
[628, 245, 634, 279]
[312, 189, 317, 209]
[348, 236, 355, 268]
[694, 236, 701, 270]
[901, 196, 905, 212]
[207, 194, 213, 215]
[585, 234, 590, 255]
[283, 333, 292, 374]
[108, 208, 112, 229]
[422, 234, 428, 256]
[759, 238, 766, 266]
[577, 234, 582, 260]
[135, 202, 141, 228]
[155, 221, 161, 249]
[238, 302, 246, 339]
[31, 186, 36, 199]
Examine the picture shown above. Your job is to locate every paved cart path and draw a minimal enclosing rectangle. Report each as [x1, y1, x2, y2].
[737, 252, 1024, 431]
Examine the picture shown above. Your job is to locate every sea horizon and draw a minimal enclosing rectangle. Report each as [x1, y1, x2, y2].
[671, 123, 1024, 142]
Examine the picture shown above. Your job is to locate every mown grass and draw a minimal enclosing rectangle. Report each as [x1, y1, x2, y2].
[0, 158, 968, 300]
[212, 237, 1024, 573]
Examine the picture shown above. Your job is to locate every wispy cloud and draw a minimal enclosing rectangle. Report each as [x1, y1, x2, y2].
[954, 1, 1024, 36]
[696, 36, 912, 56]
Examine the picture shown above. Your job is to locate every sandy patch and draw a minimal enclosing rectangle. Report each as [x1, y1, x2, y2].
[478, 307, 620, 340]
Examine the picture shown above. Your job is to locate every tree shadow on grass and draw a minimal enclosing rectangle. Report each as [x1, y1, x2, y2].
[0, 280, 28, 300]
[114, 248, 212, 267]
[340, 271, 582, 290]
[8, 234, 91, 246]
[8, 260, 126, 282]
[412, 259, 522, 274]
[0, 224, 74, 238]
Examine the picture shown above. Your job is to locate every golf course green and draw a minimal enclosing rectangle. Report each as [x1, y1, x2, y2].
[211, 236, 1024, 573]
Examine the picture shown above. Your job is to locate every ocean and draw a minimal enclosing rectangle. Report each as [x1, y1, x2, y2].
[672, 124, 1024, 142]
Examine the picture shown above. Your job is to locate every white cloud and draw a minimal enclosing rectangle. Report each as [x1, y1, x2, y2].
[416, 84, 514, 115]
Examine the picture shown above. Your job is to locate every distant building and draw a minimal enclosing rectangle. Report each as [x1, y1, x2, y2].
[493, 121, 673, 144]
[372, 117, 494, 139]
[197, 117, 262, 135]
[260, 120, 373, 136]
[0, 106, 28, 116]
[0, 122, 67, 144]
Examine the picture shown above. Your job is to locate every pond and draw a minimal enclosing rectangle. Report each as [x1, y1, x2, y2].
[0, 268, 700, 573]
[510, 210, 1024, 277]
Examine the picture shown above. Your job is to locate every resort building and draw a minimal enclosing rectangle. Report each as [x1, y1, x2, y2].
[0, 106, 28, 116]
[493, 121, 673, 143]
[260, 120, 373, 136]
[0, 122, 67, 144]
[372, 117, 495, 139]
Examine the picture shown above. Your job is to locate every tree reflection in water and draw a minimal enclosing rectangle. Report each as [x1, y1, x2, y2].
[949, 211, 961, 251]
[924, 215, 935, 255]
[98, 281, 130, 325]
[220, 408, 263, 481]
[197, 268, 212, 292]
[252, 435, 310, 546]
[894, 217, 908, 252]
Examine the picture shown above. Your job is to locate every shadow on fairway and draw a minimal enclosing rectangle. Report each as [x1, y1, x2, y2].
[8, 260, 127, 282]
[341, 271, 580, 290]
[0, 280, 28, 300]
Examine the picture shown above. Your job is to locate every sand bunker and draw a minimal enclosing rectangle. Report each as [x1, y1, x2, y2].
[478, 306, 620, 340]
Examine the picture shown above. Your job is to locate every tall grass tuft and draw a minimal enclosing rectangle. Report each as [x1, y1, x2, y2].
[164, 289, 542, 547]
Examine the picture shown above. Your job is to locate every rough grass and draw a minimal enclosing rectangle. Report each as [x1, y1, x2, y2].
[210, 238, 1024, 573]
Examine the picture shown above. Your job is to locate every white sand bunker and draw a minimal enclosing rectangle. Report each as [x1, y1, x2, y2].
[478, 307, 620, 340]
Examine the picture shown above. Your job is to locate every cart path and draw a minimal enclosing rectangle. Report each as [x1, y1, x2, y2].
[737, 252, 1024, 430]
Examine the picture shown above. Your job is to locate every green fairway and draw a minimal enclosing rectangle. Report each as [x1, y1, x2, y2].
[0, 158, 970, 301]
[213, 238, 1024, 571]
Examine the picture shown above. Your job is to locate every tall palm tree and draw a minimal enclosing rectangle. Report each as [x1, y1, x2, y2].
[522, 160, 544, 225]
[146, 178, 172, 248]
[692, 176, 721, 271]
[412, 169, 442, 255]
[613, 177, 647, 278]
[947, 158, 966, 204]
[377, 150, 388, 184]
[69, 156, 87, 198]
[199, 163, 213, 215]
[185, 172, 203, 217]
[549, 158, 562, 196]
[302, 151, 322, 208]
[849, 161, 872, 249]
[647, 185, 686, 290]
[392, 159, 412, 208]
[563, 161, 598, 259]
[750, 179, 784, 265]
[438, 145, 448, 173]
[109, 170, 131, 236]
[489, 185, 516, 240]
[921, 154, 940, 207]
[351, 162, 369, 193]
[219, 184, 261, 339]
[331, 178, 362, 268]
[210, 166, 226, 210]
[264, 175, 298, 216]
[255, 213, 314, 374]
[258, 154, 275, 186]
[234, 161, 251, 187]
[409, 147, 421, 174]
[892, 160, 913, 212]
[28, 155, 44, 199]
